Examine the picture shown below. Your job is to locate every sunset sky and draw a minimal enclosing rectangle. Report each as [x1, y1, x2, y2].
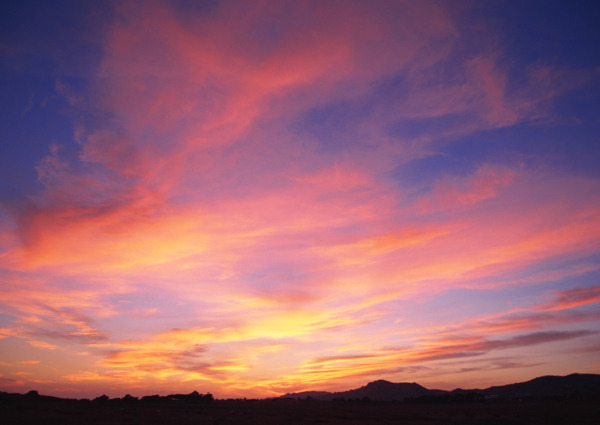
[1, 0, 600, 399]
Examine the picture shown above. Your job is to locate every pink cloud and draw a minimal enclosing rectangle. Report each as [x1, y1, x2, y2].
[417, 164, 517, 213]
[466, 55, 518, 126]
[542, 286, 600, 312]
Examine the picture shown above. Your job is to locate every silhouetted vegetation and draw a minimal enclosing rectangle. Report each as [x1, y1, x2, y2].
[2, 374, 600, 424]
[2, 392, 600, 424]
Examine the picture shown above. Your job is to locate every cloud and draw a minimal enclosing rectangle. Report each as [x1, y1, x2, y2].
[542, 286, 600, 312]
[293, 329, 596, 387]
[19, 360, 40, 365]
[418, 330, 597, 363]
[6, 0, 596, 284]
[1, 0, 599, 398]
[423, 285, 600, 339]
[416, 164, 517, 212]
[280, 283, 600, 388]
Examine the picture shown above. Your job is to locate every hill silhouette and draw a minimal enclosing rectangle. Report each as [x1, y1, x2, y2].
[281, 373, 600, 401]
[282, 380, 437, 401]
[470, 373, 600, 399]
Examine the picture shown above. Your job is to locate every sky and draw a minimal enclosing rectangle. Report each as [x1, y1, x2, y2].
[1, 0, 600, 399]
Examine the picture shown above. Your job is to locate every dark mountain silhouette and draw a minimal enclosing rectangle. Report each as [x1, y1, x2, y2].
[281, 380, 435, 401]
[279, 390, 333, 400]
[4, 380, 600, 425]
[2, 373, 599, 405]
[281, 373, 600, 401]
[471, 373, 600, 399]
[281, 380, 443, 401]
[333, 380, 440, 401]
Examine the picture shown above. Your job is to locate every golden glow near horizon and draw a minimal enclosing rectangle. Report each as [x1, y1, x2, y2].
[1, 0, 599, 399]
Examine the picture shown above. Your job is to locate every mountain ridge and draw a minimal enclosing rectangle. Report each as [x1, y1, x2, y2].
[2, 373, 599, 401]
[280, 373, 600, 401]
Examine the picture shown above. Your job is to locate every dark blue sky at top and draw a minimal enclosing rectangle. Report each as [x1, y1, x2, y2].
[491, 0, 600, 68]
[396, 0, 600, 189]
[0, 0, 109, 204]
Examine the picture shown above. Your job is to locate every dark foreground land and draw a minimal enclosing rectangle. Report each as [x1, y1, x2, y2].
[2, 396, 599, 425]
